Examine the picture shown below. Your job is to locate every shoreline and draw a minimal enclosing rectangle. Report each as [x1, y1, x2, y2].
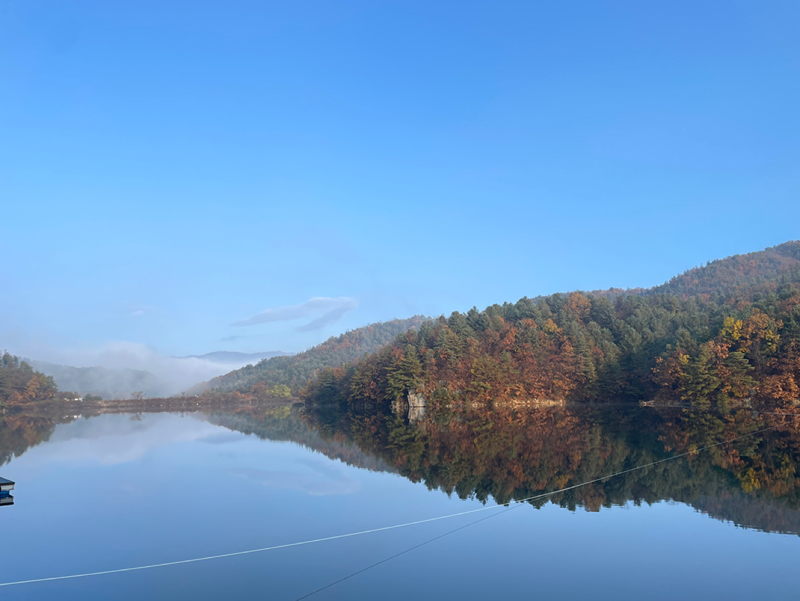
[0, 396, 301, 417]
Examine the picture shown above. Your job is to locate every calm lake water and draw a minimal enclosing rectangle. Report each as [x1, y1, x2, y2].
[1, 404, 799, 600]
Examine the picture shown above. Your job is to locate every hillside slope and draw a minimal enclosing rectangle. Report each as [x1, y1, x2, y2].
[304, 242, 800, 408]
[207, 316, 429, 395]
[647, 241, 800, 300]
[582, 241, 800, 302]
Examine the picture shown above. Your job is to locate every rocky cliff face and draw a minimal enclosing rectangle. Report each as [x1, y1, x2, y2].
[407, 390, 427, 407]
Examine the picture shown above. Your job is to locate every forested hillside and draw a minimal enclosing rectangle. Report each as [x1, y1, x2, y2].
[0, 352, 59, 405]
[304, 241, 800, 408]
[647, 241, 800, 300]
[206, 316, 428, 395]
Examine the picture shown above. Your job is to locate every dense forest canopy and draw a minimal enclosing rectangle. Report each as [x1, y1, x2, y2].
[303, 241, 800, 408]
[206, 316, 428, 396]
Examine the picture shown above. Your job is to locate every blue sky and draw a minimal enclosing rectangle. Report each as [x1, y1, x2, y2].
[2, 0, 799, 361]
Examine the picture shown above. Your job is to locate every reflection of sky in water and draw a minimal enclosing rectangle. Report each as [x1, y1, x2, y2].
[2, 412, 799, 601]
[15, 414, 360, 497]
[25, 414, 225, 466]
[234, 459, 361, 496]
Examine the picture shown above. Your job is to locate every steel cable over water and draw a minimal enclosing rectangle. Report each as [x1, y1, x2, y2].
[293, 504, 522, 601]
[0, 426, 774, 588]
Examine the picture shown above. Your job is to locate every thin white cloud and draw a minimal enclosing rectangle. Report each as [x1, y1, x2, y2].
[231, 296, 358, 331]
[218, 334, 249, 342]
[129, 310, 145, 318]
[233, 459, 360, 496]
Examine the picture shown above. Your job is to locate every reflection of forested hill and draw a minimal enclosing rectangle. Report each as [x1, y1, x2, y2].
[2, 402, 799, 537]
[208, 407, 394, 474]
[0, 414, 76, 466]
[691, 490, 800, 536]
[297, 404, 800, 536]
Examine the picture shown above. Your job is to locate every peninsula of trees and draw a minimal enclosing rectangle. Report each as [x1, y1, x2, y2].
[303, 241, 800, 409]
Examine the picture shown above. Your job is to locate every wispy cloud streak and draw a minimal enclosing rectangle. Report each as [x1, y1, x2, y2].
[231, 297, 358, 331]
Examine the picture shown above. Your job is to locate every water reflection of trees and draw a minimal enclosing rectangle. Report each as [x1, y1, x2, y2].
[0, 414, 76, 466]
[208, 405, 393, 473]
[1, 404, 798, 535]
[298, 404, 800, 533]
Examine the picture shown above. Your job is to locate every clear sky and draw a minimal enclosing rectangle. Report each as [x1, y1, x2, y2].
[2, 1, 799, 362]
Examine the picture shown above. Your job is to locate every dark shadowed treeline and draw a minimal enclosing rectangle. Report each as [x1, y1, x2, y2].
[303, 242, 800, 408]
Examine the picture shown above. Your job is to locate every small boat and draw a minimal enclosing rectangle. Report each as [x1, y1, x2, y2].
[0, 477, 14, 506]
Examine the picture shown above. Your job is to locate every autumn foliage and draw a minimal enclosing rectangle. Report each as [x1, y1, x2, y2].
[298, 402, 800, 523]
[304, 242, 800, 408]
[0, 352, 59, 405]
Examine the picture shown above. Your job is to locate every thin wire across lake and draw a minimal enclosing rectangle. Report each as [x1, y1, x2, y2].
[0, 426, 772, 588]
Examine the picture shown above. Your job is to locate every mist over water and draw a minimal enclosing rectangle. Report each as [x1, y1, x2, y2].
[10, 341, 285, 398]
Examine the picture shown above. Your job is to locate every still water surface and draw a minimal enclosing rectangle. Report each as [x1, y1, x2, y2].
[1, 404, 798, 600]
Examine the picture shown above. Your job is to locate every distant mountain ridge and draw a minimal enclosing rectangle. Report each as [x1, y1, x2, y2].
[206, 316, 429, 395]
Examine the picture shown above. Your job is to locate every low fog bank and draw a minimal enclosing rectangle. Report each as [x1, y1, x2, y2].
[13, 342, 291, 399]
[29, 360, 164, 399]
